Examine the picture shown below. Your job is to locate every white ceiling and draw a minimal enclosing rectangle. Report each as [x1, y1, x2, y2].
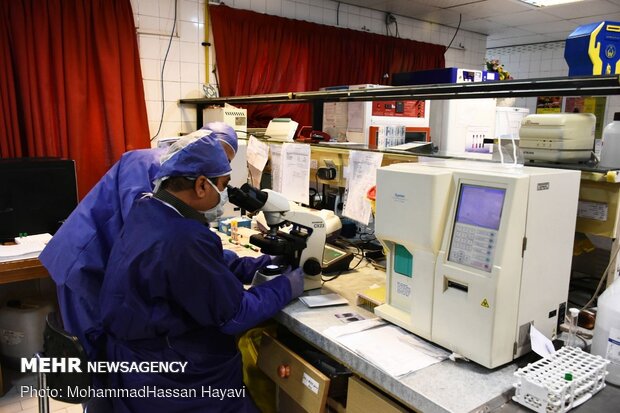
[342, 0, 620, 48]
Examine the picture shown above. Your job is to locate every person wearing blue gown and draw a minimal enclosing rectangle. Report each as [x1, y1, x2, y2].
[39, 122, 271, 360]
[99, 135, 304, 412]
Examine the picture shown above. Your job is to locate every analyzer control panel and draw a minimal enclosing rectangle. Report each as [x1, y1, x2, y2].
[448, 184, 505, 272]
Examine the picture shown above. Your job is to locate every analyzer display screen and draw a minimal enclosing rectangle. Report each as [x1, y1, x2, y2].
[455, 185, 505, 230]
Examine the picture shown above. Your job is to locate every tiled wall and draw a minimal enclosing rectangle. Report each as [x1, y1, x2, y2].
[130, 0, 488, 143]
[486, 42, 620, 125]
[130, 0, 206, 143]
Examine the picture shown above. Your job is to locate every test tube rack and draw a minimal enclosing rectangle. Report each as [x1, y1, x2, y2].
[512, 346, 609, 413]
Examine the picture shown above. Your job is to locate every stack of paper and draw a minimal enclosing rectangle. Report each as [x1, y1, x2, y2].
[0, 233, 52, 263]
[299, 293, 348, 308]
[324, 318, 448, 378]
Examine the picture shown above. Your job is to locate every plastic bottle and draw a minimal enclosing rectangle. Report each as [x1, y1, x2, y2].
[590, 276, 620, 385]
[599, 112, 620, 169]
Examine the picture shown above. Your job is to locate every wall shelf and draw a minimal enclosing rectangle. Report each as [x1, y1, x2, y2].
[179, 75, 620, 129]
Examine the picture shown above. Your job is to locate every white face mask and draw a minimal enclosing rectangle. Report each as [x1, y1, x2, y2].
[202, 179, 229, 222]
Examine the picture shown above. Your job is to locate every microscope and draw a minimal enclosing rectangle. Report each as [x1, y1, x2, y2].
[228, 184, 347, 290]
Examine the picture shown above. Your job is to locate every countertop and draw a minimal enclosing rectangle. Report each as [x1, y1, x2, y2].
[219, 230, 620, 412]
[274, 261, 620, 413]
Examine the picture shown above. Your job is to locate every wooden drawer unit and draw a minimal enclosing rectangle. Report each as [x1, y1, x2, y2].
[257, 332, 330, 413]
[346, 376, 411, 413]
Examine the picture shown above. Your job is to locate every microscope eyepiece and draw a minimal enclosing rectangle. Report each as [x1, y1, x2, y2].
[227, 183, 268, 213]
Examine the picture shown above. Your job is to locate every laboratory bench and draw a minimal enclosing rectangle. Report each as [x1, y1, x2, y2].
[0, 258, 48, 285]
[263, 260, 620, 413]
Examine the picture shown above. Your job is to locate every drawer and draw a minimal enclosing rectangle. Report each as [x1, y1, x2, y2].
[346, 376, 411, 413]
[257, 332, 330, 413]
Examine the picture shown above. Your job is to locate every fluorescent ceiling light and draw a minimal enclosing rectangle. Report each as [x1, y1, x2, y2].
[518, 0, 584, 7]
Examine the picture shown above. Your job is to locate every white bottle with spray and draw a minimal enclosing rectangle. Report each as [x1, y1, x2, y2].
[590, 276, 620, 384]
[599, 112, 620, 169]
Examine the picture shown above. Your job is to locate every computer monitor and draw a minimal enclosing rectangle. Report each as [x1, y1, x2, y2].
[0, 159, 77, 242]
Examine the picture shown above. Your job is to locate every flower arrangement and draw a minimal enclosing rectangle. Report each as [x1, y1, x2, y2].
[486, 59, 513, 81]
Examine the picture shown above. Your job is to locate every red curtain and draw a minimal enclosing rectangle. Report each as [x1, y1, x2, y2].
[0, 0, 150, 199]
[210, 5, 445, 127]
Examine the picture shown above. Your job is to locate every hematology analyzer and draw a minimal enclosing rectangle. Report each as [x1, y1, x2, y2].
[374, 160, 580, 368]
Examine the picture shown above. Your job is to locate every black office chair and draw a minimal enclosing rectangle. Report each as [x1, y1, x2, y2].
[36, 312, 111, 413]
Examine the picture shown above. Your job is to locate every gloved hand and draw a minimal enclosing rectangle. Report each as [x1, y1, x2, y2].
[283, 267, 305, 299]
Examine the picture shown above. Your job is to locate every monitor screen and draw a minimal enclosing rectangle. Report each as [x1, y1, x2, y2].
[455, 184, 505, 230]
[323, 244, 346, 265]
[0, 159, 78, 242]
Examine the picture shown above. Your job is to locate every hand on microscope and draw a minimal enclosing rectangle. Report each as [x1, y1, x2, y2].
[284, 267, 305, 299]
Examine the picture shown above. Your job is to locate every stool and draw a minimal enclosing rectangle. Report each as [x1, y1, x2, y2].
[36, 312, 111, 413]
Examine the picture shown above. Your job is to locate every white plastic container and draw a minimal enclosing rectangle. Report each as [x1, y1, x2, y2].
[590, 276, 620, 385]
[0, 298, 54, 367]
[599, 112, 620, 169]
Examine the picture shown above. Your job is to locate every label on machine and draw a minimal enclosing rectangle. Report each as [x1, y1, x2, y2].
[371, 100, 426, 118]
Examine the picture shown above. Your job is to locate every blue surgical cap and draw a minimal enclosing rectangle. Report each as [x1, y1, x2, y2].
[154, 135, 232, 182]
[203, 122, 238, 155]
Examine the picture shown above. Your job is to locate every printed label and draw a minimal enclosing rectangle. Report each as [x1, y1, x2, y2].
[0, 329, 25, 345]
[537, 182, 549, 191]
[606, 327, 620, 364]
[302, 373, 319, 394]
[396, 281, 411, 298]
[577, 201, 608, 221]
[392, 193, 406, 203]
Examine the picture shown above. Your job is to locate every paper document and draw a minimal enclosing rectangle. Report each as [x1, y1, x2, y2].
[324, 320, 448, 377]
[0, 233, 52, 263]
[299, 293, 348, 308]
[247, 136, 269, 171]
[342, 150, 383, 225]
[324, 318, 386, 339]
[269, 144, 283, 192]
[247, 136, 270, 187]
[347, 102, 364, 132]
[530, 324, 556, 358]
[280, 143, 311, 204]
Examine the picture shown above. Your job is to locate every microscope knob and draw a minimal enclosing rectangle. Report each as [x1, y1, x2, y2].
[303, 258, 322, 276]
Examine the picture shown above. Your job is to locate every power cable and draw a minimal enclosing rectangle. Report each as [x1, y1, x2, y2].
[336, 2, 340, 26]
[445, 13, 461, 53]
[580, 241, 620, 311]
[151, 0, 178, 141]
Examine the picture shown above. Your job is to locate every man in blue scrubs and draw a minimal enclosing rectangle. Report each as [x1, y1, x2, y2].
[39, 123, 265, 360]
[99, 135, 303, 412]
